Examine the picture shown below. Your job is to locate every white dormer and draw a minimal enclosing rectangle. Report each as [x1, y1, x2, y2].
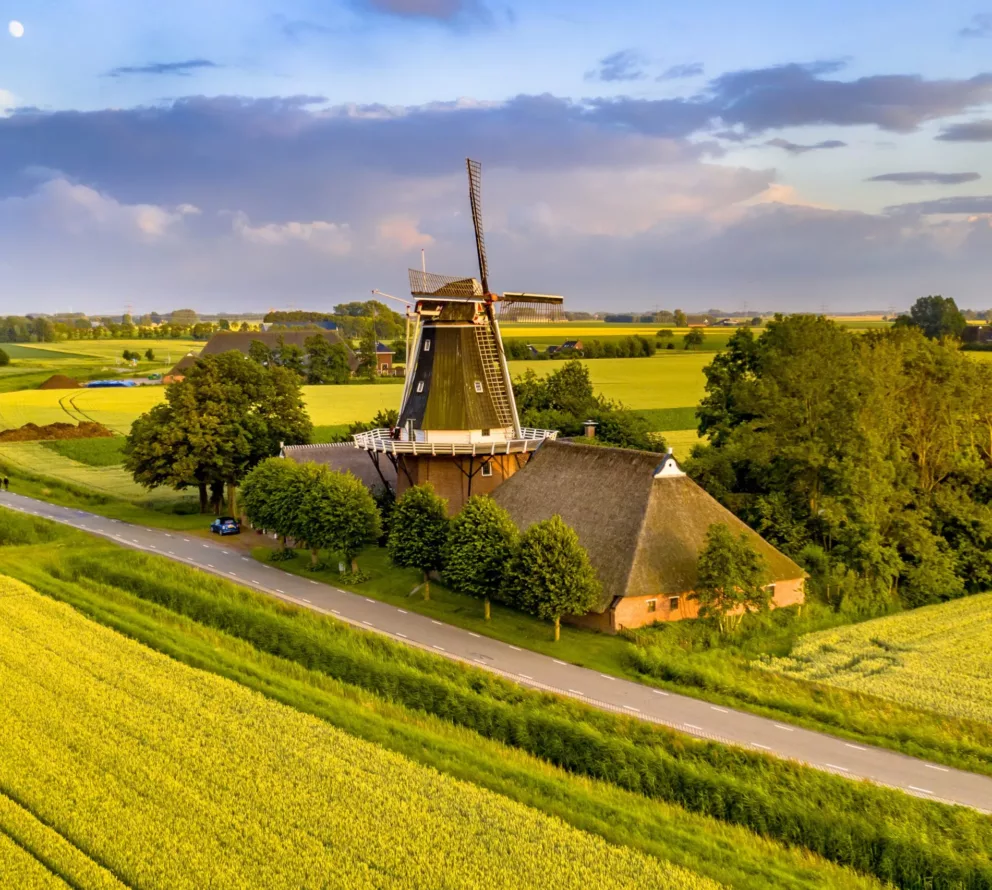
[654, 448, 685, 478]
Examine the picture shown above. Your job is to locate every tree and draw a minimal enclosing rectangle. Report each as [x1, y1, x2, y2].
[388, 484, 449, 598]
[356, 321, 378, 380]
[896, 295, 967, 340]
[502, 515, 600, 641]
[125, 352, 312, 516]
[144, 348, 155, 362]
[751, 316, 763, 327]
[297, 469, 381, 571]
[240, 457, 304, 551]
[170, 308, 198, 325]
[247, 340, 273, 366]
[674, 309, 688, 328]
[305, 334, 351, 385]
[0, 348, 9, 367]
[444, 495, 518, 619]
[683, 329, 706, 350]
[692, 523, 770, 633]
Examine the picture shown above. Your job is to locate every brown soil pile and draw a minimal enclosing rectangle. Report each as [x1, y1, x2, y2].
[0, 422, 115, 443]
[38, 374, 82, 390]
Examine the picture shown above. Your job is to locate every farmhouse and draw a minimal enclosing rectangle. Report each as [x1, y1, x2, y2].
[491, 439, 805, 632]
[164, 329, 357, 381]
[375, 341, 396, 375]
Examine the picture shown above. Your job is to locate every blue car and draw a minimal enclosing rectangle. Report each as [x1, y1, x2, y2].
[210, 517, 241, 536]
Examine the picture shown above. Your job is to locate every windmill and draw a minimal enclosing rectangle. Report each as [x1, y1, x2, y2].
[354, 158, 564, 513]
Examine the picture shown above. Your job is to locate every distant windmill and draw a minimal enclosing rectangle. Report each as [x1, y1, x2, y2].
[354, 159, 564, 513]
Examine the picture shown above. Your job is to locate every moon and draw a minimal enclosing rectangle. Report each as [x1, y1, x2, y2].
[8, 20, 24, 38]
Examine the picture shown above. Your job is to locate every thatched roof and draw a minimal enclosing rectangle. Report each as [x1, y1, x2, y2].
[492, 440, 803, 613]
[166, 352, 198, 377]
[280, 443, 396, 492]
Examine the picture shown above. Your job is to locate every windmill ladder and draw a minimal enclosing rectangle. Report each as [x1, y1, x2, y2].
[475, 325, 516, 431]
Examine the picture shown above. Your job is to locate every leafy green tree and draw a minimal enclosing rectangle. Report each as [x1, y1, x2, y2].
[240, 457, 304, 552]
[0, 348, 9, 367]
[276, 340, 306, 378]
[444, 495, 518, 619]
[692, 523, 770, 633]
[305, 334, 351, 385]
[144, 348, 155, 361]
[170, 308, 198, 325]
[503, 515, 600, 641]
[674, 309, 688, 328]
[356, 321, 378, 379]
[683, 329, 706, 350]
[895, 295, 967, 340]
[247, 340, 273, 366]
[388, 484, 449, 598]
[126, 352, 311, 516]
[297, 469, 381, 572]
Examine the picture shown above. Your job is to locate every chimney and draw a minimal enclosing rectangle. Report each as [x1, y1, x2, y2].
[582, 420, 598, 439]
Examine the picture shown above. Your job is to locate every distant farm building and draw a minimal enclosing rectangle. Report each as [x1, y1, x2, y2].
[547, 340, 583, 356]
[491, 440, 805, 632]
[375, 342, 396, 375]
[164, 330, 357, 382]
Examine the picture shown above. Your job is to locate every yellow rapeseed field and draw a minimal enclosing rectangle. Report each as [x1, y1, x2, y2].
[0, 577, 714, 890]
[764, 592, 992, 723]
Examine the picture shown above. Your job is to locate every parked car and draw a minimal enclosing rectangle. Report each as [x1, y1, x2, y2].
[210, 517, 241, 536]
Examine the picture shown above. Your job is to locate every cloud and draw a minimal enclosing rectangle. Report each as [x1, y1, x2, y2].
[764, 137, 847, 154]
[587, 50, 646, 83]
[936, 118, 992, 141]
[885, 195, 992, 215]
[866, 171, 981, 185]
[230, 212, 352, 254]
[959, 13, 992, 37]
[657, 63, 704, 81]
[106, 60, 219, 78]
[359, 0, 490, 22]
[709, 62, 992, 133]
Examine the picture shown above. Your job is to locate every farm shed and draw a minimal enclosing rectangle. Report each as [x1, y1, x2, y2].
[492, 440, 805, 632]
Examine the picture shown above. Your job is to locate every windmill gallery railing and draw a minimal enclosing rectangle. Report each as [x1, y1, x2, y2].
[352, 428, 558, 456]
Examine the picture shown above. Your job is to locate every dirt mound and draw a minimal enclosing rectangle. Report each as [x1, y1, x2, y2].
[0, 422, 115, 443]
[38, 374, 82, 390]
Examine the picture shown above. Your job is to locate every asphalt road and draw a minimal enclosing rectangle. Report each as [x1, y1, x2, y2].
[3, 489, 991, 812]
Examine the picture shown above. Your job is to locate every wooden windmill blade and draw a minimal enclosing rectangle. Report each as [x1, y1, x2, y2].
[408, 269, 482, 298]
[466, 158, 490, 295]
[497, 293, 566, 323]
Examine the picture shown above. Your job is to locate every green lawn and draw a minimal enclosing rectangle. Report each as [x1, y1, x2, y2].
[40, 437, 126, 467]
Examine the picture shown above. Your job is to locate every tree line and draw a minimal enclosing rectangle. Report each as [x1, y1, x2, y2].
[0, 313, 255, 344]
[690, 308, 992, 615]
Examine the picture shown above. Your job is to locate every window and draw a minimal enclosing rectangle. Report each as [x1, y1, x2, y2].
[423, 339, 431, 352]
[481, 463, 493, 477]
[474, 380, 484, 393]
[481, 428, 490, 436]
[416, 381, 424, 393]
[646, 599, 657, 613]
[669, 596, 680, 611]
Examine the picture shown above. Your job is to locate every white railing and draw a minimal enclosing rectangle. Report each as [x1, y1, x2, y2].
[353, 428, 558, 456]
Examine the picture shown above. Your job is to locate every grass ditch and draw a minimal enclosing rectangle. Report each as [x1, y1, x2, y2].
[2, 508, 990, 890]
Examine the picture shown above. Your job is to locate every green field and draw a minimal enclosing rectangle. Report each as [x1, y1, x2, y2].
[0, 354, 711, 434]
[0, 339, 201, 363]
[0, 575, 706, 890]
[766, 592, 992, 723]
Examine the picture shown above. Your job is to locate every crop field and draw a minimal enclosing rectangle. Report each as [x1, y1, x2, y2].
[0, 576, 710, 890]
[0, 355, 711, 435]
[765, 592, 992, 723]
[0, 339, 202, 363]
[0, 441, 196, 507]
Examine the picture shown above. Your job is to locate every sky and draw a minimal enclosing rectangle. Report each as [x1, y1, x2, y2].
[1, 1, 992, 314]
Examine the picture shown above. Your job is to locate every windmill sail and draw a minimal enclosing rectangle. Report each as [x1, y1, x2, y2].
[467, 158, 490, 294]
[497, 293, 565, 323]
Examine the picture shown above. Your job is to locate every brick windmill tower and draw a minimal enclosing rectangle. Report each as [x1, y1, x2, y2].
[354, 159, 564, 513]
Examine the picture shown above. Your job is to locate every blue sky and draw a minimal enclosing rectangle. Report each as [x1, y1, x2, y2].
[1, 0, 992, 313]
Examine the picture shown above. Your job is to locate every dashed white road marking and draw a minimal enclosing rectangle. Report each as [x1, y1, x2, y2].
[753, 743, 771, 750]
[519, 673, 533, 680]
[508, 645, 521, 651]
[926, 764, 949, 772]
[685, 723, 704, 731]
[599, 674, 615, 681]
[845, 743, 867, 751]
[711, 706, 729, 713]
[396, 632, 408, 639]
[909, 785, 933, 794]
[774, 724, 794, 732]
[433, 645, 445, 652]
[206, 564, 214, 568]
[251, 580, 261, 585]
[275, 589, 284, 594]
[826, 763, 849, 772]
[568, 689, 585, 696]
[653, 689, 669, 696]
[228, 572, 237, 577]
[553, 659, 567, 666]
[365, 598, 376, 603]
[362, 621, 374, 627]
[468, 632, 481, 638]
[398, 609, 407, 614]
[331, 609, 340, 615]
[431, 620, 443, 626]
[623, 705, 641, 712]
